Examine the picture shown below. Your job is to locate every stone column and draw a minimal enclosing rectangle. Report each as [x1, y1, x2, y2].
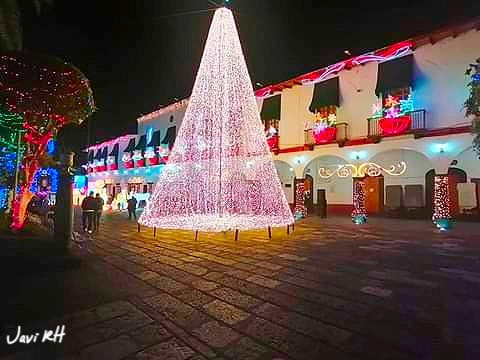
[54, 152, 74, 251]
[432, 174, 453, 230]
[352, 177, 367, 224]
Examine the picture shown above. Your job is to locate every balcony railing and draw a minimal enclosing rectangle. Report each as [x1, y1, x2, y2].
[304, 122, 349, 146]
[367, 109, 426, 137]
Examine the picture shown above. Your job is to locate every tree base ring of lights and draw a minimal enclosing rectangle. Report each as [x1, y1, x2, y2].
[434, 218, 453, 231]
[139, 214, 293, 232]
[352, 213, 367, 224]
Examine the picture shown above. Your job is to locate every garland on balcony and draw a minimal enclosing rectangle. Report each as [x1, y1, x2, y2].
[465, 58, 480, 156]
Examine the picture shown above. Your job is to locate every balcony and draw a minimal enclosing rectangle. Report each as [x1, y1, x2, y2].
[367, 109, 426, 137]
[304, 122, 349, 147]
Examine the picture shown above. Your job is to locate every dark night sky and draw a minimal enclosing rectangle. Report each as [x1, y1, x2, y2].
[19, 0, 480, 146]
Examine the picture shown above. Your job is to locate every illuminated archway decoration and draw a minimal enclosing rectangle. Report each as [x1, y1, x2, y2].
[29, 167, 59, 196]
[318, 161, 407, 224]
[318, 161, 407, 179]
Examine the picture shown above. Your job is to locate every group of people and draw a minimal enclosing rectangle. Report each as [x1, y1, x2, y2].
[81, 192, 139, 233]
[81, 191, 104, 233]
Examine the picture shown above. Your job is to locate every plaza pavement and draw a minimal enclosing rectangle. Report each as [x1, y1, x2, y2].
[1, 212, 480, 359]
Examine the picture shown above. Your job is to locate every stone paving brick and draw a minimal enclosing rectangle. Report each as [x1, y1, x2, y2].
[203, 300, 250, 325]
[78, 335, 139, 360]
[143, 293, 210, 329]
[135, 270, 161, 281]
[175, 288, 216, 307]
[223, 337, 278, 360]
[246, 274, 281, 289]
[191, 279, 221, 292]
[132, 337, 196, 359]
[253, 302, 352, 348]
[193, 321, 241, 348]
[225, 269, 252, 280]
[161, 319, 218, 359]
[129, 323, 172, 347]
[210, 287, 262, 310]
[276, 254, 307, 262]
[203, 271, 225, 281]
[65, 308, 154, 352]
[254, 261, 283, 271]
[176, 263, 209, 276]
[146, 275, 189, 293]
[156, 255, 185, 267]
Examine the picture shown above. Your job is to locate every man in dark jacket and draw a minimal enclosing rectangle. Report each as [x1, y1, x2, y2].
[127, 196, 137, 220]
[81, 191, 96, 233]
[94, 193, 104, 232]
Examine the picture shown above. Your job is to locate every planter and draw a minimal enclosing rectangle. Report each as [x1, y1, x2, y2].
[147, 157, 159, 166]
[95, 165, 106, 172]
[135, 159, 145, 167]
[313, 126, 336, 144]
[107, 163, 118, 171]
[266, 135, 278, 150]
[379, 115, 411, 135]
[123, 161, 134, 169]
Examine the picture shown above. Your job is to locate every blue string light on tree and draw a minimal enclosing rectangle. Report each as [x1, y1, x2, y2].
[29, 167, 59, 196]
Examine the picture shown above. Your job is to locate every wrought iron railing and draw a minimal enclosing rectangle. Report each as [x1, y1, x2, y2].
[304, 122, 349, 146]
[367, 109, 426, 137]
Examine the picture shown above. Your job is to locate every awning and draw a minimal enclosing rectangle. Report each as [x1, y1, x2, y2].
[93, 148, 103, 160]
[135, 135, 147, 150]
[309, 77, 339, 113]
[260, 94, 281, 121]
[108, 143, 119, 156]
[161, 126, 177, 150]
[123, 138, 136, 152]
[101, 147, 108, 159]
[375, 54, 414, 97]
[147, 130, 161, 147]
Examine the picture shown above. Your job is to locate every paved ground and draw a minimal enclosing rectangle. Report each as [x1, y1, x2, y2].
[2, 212, 480, 359]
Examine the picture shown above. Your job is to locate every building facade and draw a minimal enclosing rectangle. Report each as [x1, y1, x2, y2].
[84, 19, 480, 220]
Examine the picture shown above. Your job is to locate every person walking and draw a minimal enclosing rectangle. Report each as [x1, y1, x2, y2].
[127, 196, 137, 220]
[81, 191, 96, 233]
[94, 193, 104, 232]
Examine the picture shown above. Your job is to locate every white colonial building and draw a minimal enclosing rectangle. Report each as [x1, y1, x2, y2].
[84, 18, 480, 220]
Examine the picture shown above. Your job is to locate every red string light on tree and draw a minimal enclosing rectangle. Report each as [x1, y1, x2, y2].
[432, 175, 453, 230]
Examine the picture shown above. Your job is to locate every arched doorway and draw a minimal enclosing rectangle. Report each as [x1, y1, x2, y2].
[304, 155, 352, 214]
[448, 167, 467, 216]
[274, 160, 295, 205]
[364, 175, 384, 214]
[304, 174, 314, 212]
[425, 169, 435, 214]
[370, 149, 433, 214]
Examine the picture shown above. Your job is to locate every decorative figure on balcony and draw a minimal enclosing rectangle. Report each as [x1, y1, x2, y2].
[378, 94, 412, 135]
[122, 152, 134, 169]
[144, 148, 158, 166]
[312, 112, 336, 144]
[265, 125, 278, 150]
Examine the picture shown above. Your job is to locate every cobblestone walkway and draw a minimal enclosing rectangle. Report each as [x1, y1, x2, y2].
[2, 213, 480, 359]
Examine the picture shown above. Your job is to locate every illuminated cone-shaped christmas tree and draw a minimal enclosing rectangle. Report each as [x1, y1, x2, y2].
[139, 7, 294, 232]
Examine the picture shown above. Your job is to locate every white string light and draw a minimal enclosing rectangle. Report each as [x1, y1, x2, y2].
[139, 7, 294, 232]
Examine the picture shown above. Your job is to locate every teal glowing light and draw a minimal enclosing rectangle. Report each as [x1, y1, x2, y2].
[350, 151, 367, 160]
[432, 143, 452, 154]
[435, 218, 452, 231]
[352, 214, 367, 224]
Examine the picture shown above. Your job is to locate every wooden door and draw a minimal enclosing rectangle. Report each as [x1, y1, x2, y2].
[364, 175, 384, 214]
[304, 175, 314, 212]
